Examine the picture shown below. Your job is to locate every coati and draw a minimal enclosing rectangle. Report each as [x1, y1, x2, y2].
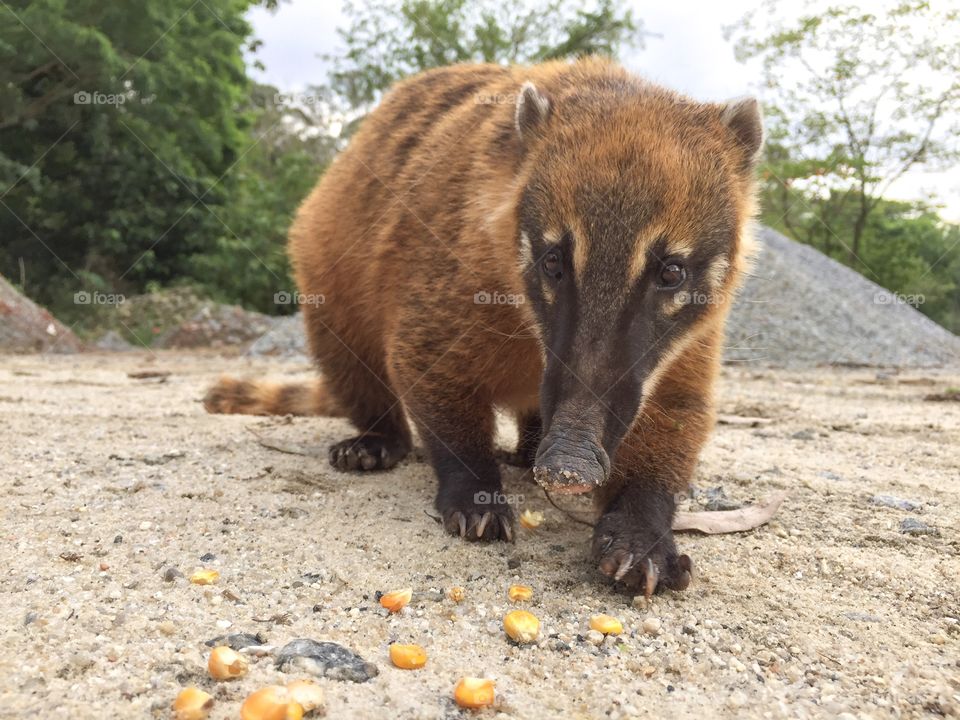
[205, 58, 762, 595]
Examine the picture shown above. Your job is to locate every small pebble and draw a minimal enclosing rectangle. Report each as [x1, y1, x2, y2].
[586, 630, 605, 646]
[275, 639, 379, 682]
[869, 495, 922, 512]
[900, 518, 940, 536]
[642, 618, 662, 636]
[162, 567, 183, 582]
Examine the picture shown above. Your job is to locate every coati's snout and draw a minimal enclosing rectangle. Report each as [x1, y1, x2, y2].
[531, 311, 649, 494]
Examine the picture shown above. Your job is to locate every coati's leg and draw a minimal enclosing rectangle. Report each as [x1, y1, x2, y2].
[305, 316, 412, 472]
[496, 410, 542, 468]
[388, 341, 513, 541]
[591, 331, 721, 594]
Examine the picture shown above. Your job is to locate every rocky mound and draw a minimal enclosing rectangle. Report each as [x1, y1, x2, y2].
[0, 275, 82, 353]
[724, 228, 960, 368]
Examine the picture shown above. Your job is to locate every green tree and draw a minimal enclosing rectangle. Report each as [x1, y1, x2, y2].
[0, 0, 266, 318]
[328, 0, 643, 111]
[730, 1, 960, 265]
[187, 83, 337, 313]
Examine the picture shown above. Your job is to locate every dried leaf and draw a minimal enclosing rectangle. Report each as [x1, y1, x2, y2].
[673, 492, 787, 534]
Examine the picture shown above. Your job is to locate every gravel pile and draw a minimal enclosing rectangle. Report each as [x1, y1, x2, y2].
[153, 304, 275, 350]
[0, 274, 82, 353]
[725, 228, 960, 368]
[246, 315, 308, 359]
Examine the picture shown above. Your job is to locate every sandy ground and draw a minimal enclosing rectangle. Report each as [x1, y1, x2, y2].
[0, 351, 958, 719]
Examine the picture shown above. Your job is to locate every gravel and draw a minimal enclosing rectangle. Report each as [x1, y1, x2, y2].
[725, 227, 960, 367]
[0, 274, 82, 353]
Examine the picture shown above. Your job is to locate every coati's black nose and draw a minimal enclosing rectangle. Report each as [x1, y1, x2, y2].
[533, 428, 610, 494]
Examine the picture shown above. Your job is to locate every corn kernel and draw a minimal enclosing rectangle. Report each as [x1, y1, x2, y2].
[286, 680, 324, 713]
[447, 586, 465, 603]
[379, 587, 412, 613]
[172, 687, 213, 720]
[189, 569, 219, 585]
[453, 677, 496, 709]
[589, 614, 623, 635]
[207, 645, 249, 680]
[389, 643, 428, 669]
[507, 584, 533, 603]
[503, 609, 540, 643]
[519, 509, 544, 529]
[240, 686, 303, 720]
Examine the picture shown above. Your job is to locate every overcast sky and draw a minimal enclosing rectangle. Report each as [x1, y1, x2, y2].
[246, 0, 960, 220]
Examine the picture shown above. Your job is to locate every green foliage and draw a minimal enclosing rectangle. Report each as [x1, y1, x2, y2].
[185, 83, 335, 314]
[0, 0, 259, 321]
[327, 0, 642, 110]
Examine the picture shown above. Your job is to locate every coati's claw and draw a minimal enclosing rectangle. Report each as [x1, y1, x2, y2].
[328, 434, 407, 472]
[644, 559, 658, 598]
[439, 502, 514, 542]
[592, 512, 692, 594]
[476, 511, 492, 538]
[614, 553, 634, 582]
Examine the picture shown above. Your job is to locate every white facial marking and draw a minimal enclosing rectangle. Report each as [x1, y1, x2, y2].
[519, 231, 533, 268]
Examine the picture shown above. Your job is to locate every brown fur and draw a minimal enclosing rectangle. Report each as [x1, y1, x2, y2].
[206, 58, 760, 592]
[203, 377, 341, 417]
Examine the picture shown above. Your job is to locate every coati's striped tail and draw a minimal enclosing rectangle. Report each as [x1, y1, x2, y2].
[203, 376, 342, 417]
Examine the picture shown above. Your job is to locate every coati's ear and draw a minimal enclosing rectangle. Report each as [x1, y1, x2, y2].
[719, 97, 764, 171]
[515, 82, 551, 141]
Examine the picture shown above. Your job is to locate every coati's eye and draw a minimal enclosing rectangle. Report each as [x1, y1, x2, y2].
[542, 250, 562, 280]
[659, 262, 686, 289]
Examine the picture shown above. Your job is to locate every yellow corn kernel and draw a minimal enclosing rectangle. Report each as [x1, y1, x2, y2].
[286, 680, 324, 713]
[519, 509, 544, 529]
[207, 645, 249, 680]
[172, 687, 213, 720]
[503, 609, 540, 644]
[240, 686, 303, 720]
[447, 586, 465, 603]
[189, 569, 219, 585]
[379, 587, 412, 613]
[389, 643, 428, 669]
[454, 677, 496, 709]
[507, 584, 533, 603]
[589, 614, 623, 635]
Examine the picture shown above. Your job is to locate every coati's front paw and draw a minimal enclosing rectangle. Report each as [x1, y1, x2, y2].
[436, 489, 515, 542]
[328, 434, 407, 471]
[591, 512, 692, 596]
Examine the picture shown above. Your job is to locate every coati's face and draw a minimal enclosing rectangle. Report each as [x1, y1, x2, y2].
[513, 82, 763, 493]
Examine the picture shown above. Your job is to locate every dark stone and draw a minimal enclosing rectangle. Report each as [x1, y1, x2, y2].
[204, 632, 267, 650]
[275, 639, 379, 682]
[899, 517, 939, 536]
